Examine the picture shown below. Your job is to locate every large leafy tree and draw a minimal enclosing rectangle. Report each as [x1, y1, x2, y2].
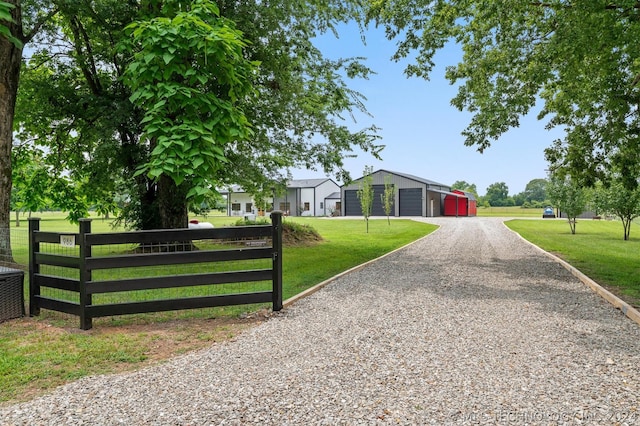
[368, 1, 640, 189]
[522, 178, 548, 204]
[0, 0, 57, 262]
[122, 1, 257, 228]
[13, 0, 380, 232]
[485, 182, 511, 207]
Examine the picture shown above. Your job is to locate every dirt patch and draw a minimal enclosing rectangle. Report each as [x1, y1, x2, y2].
[282, 222, 323, 246]
[86, 314, 269, 366]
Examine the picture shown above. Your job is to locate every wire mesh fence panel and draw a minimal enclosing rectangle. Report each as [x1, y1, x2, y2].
[36, 241, 80, 303]
[0, 227, 29, 269]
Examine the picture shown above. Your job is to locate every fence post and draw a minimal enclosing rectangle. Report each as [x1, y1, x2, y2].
[271, 211, 283, 311]
[28, 217, 40, 316]
[78, 219, 92, 330]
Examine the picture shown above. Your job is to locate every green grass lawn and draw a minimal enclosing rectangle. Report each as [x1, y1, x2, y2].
[1, 213, 436, 403]
[505, 219, 640, 305]
[477, 206, 546, 217]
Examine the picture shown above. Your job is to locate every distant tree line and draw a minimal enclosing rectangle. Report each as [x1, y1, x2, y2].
[452, 178, 551, 208]
[454, 177, 640, 240]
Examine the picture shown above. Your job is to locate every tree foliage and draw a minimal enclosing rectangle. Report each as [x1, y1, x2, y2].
[546, 174, 588, 235]
[11, 0, 380, 231]
[593, 180, 640, 240]
[451, 180, 478, 200]
[368, 1, 640, 188]
[215, 0, 381, 188]
[1, 0, 59, 261]
[522, 179, 548, 204]
[485, 182, 511, 207]
[381, 173, 394, 225]
[122, 0, 257, 227]
[0, 1, 21, 47]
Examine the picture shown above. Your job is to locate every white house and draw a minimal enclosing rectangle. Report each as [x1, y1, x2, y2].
[221, 179, 341, 217]
[222, 185, 256, 217]
[275, 179, 341, 216]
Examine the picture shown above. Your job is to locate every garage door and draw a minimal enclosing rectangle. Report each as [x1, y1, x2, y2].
[344, 190, 361, 216]
[399, 188, 423, 216]
[345, 186, 388, 216]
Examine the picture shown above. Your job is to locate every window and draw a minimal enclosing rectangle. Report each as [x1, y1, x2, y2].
[246, 203, 253, 213]
[320, 202, 324, 209]
[279, 202, 291, 213]
[231, 203, 241, 211]
[304, 202, 310, 211]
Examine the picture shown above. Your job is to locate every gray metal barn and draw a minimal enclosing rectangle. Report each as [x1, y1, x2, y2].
[341, 170, 453, 217]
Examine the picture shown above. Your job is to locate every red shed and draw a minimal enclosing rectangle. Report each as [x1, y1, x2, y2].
[443, 190, 477, 217]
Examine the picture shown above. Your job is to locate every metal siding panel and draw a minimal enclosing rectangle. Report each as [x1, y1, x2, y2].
[426, 190, 443, 217]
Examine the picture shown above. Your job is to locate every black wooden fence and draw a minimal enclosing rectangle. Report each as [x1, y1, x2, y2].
[28, 212, 283, 329]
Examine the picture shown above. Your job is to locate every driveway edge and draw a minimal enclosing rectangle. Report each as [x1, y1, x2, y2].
[505, 221, 640, 326]
[282, 225, 443, 308]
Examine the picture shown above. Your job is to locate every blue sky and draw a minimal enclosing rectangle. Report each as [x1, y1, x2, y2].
[292, 23, 564, 196]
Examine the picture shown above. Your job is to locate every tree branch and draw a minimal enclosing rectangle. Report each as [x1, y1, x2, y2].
[23, 7, 59, 44]
[69, 17, 102, 95]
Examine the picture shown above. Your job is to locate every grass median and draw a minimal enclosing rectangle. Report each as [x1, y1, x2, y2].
[1, 215, 436, 404]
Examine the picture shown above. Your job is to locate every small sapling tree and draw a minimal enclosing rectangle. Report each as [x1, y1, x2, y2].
[357, 166, 374, 233]
[593, 180, 640, 241]
[381, 174, 394, 225]
[547, 174, 588, 234]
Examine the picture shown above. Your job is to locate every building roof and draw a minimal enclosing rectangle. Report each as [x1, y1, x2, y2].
[347, 169, 450, 188]
[430, 189, 466, 197]
[453, 189, 477, 201]
[219, 179, 337, 194]
[218, 185, 244, 194]
[382, 170, 450, 188]
[287, 178, 336, 188]
[325, 192, 341, 199]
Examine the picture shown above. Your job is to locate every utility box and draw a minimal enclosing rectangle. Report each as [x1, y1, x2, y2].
[0, 266, 25, 322]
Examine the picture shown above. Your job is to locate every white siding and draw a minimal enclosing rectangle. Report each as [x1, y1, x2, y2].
[227, 193, 255, 216]
[315, 181, 340, 216]
[300, 187, 315, 216]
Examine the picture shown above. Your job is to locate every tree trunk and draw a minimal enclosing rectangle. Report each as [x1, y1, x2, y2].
[0, 2, 24, 263]
[157, 174, 188, 229]
[622, 216, 631, 241]
[140, 175, 193, 252]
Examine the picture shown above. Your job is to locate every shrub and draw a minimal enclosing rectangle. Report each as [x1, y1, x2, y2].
[234, 218, 270, 226]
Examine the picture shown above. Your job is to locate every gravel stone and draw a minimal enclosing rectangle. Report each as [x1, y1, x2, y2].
[2, 217, 640, 425]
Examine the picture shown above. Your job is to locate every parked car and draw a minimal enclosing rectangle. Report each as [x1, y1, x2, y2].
[542, 207, 555, 218]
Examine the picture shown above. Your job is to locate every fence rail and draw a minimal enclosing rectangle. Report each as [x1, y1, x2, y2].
[28, 212, 283, 329]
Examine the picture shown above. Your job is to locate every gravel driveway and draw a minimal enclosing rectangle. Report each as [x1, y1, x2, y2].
[2, 217, 640, 425]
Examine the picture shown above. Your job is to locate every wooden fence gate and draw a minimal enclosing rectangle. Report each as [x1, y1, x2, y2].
[28, 212, 283, 329]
